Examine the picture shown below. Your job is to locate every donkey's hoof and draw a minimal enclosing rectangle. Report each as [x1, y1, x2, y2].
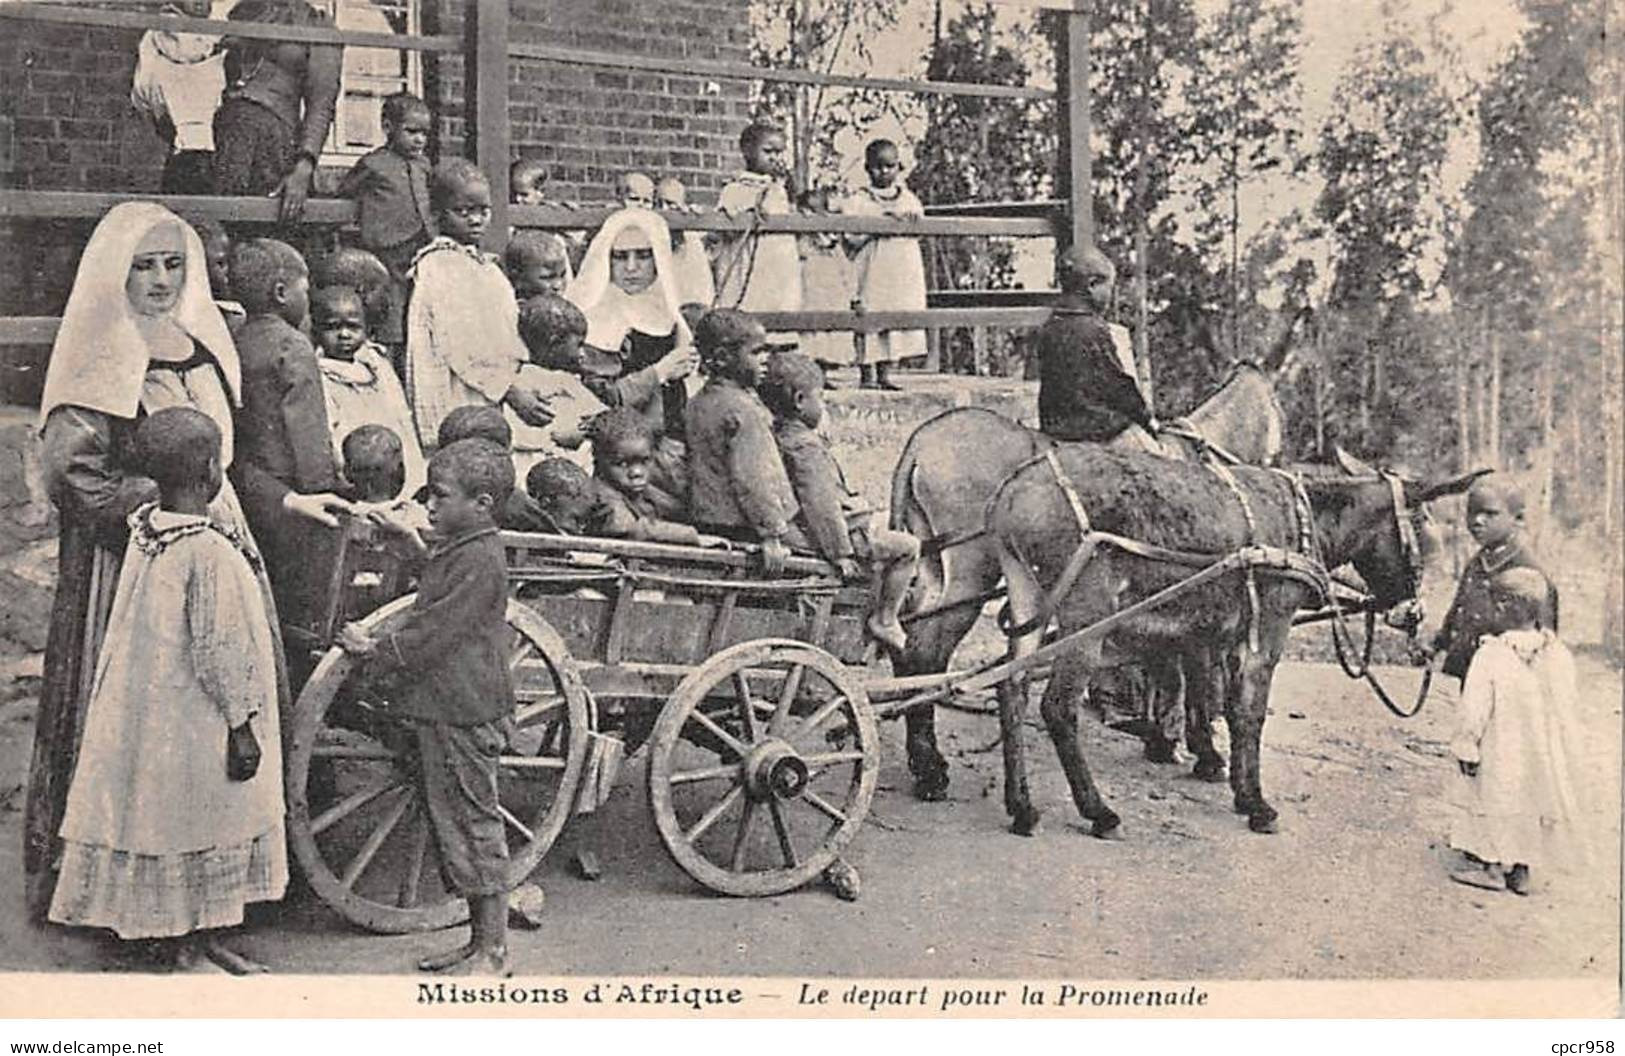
[1247, 809, 1279, 834]
[1142, 739, 1178, 765]
[1091, 812, 1123, 840]
[1009, 807, 1042, 837]
[1192, 758, 1227, 783]
[912, 773, 950, 802]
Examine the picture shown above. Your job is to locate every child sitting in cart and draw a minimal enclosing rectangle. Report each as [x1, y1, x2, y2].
[510, 295, 605, 477]
[339, 439, 517, 977]
[588, 409, 720, 546]
[760, 350, 919, 651]
[684, 309, 801, 574]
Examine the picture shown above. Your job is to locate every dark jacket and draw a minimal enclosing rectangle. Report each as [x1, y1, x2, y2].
[373, 526, 514, 725]
[1434, 539, 1561, 680]
[229, 313, 342, 631]
[685, 377, 797, 542]
[589, 480, 701, 545]
[338, 147, 434, 253]
[775, 418, 864, 561]
[1036, 305, 1152, 442]
[580, 329, 687, 440]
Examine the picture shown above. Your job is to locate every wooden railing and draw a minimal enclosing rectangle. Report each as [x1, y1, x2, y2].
[0, 1, 1093, 351]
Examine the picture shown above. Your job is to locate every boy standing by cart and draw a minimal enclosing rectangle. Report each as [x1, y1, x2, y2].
[339, 438, 516, 977]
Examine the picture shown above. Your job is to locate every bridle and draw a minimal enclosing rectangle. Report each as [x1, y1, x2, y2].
[1317, 470, 1434, 717]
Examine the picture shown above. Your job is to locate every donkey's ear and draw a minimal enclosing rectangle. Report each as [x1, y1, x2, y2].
[1333, 446, 1376, 476]
[1405, 468, 1493, 505]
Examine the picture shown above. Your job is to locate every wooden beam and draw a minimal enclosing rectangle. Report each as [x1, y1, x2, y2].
[927, 289, 1061, 307]
[466, 1, 510, 248]
[1054, 0, 1094, 253]
[0, 191, 355, 224]
[0, 5, 460, 52]
[509, 203, 1055, 238]
[508, 41, 1052, 101]
[923, 200, 1066, 218]
[0, 193, 1054, 238]
[752, 308, 1050, 332]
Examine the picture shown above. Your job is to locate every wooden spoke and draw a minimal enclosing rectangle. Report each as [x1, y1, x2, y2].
[685, 708, 749, 758]
[500, 754, 567, 771]
[397, 809, 428, 908]
[766, 798, 798, 868]
[671, 762, 743, 786]
[800, 749, 866, 774]
[734, 671, 761, 743]
[799, 789, 849, 826]
[512, 696, 565, 725]
[729, 798, 758, 873]
[769, 661, 808, 736]
[339, 787, 412, 891]
[498, 804, 535, 844]
[794, 695, 849, 743]
[683, 784, 744, 845]
[310, 771, 403, 836]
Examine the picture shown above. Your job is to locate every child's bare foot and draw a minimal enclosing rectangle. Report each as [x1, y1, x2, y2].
[866, 614, 907, 653]
[202, 935, 270, 975]
[418, 941, 479, 973]
[443, 946, 511, 977]
[1505, 864, 1530, 896]
[1449, 863, 1505, 892]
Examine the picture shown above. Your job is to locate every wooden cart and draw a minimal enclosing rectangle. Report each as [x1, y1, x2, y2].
[283, 527, 908, 934]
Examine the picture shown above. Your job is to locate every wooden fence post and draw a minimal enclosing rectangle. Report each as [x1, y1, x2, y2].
[1054, 0, 1093, 255]
[467, 0, 510, 250]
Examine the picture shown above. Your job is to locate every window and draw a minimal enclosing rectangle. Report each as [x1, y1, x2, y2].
[316, 0, 423, 161]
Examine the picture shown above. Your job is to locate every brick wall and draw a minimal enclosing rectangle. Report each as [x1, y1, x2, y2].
[430, 0, 754, 202]
[0, 0, 755, 404]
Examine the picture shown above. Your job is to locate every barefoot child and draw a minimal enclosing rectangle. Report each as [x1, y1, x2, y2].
[340, 439, 516, 976]
[843, 139, 926, 391]
[760, 350, 919, 650]
[713, 122, 802, 341]
[50, 408, 285, 973]
[684, 309, 800, 573]
[337, 92, 435, 355]
[1447, 567, 1580, 896]
[311, 284, 426, 496]
[406, 159, 546, 453]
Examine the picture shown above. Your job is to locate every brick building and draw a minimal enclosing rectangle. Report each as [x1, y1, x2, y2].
[0, 0, 756, 403]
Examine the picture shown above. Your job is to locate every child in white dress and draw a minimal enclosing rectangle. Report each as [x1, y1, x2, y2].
[311, 284, 425, 497]
[1448, 567, 1582, 896]
[713, 122, 802, 341]
[50, 408, 285, 972]
[844, 139, 927, 390]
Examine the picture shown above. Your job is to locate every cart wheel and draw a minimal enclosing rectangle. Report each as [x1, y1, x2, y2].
[647, 638, 878, 897]
[286, 597, 591, 934]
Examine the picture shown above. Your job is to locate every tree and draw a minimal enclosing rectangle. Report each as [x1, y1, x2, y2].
[1309, 23, 1462, 461]
[911, 3, 1054, 374]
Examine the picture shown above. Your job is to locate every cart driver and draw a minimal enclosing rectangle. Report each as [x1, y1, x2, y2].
[1036, 244, 1159, 452]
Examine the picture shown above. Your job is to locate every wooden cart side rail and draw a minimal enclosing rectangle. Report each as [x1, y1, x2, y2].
[500, 530, 838, 578]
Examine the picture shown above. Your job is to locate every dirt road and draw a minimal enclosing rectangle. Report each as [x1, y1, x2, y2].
[2, 653, 1617, 981]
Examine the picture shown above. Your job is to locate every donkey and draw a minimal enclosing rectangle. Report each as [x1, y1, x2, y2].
[890, 361, 1285, 800]
[985, 445, 1482, 837]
